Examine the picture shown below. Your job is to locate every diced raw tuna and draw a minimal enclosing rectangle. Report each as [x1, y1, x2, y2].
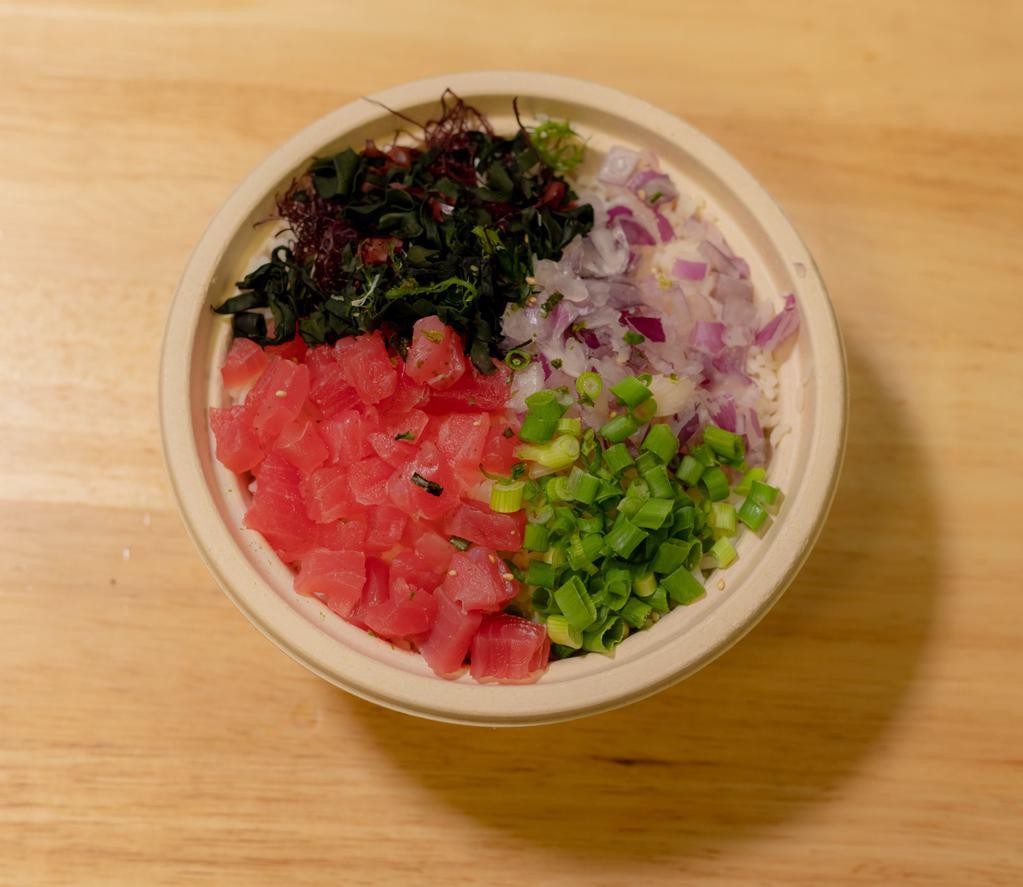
[404, 526, 455, 573]
[389, 549, 445, 594]
[419, 587, 483, 677]
[314, 519, 367, 552]
[319, 409, 372, 464]
[441, 546, 519, 613]
[210, 404, 264, 473]
[363, 579, 437, 640]
[295, 549, 366, 618]
[481, 414, 520, 474]
[306, 346, 360, 416]
[444, 500, 524, 551]
[301, 465, 363, 523]
[264, 331, 308, 363]
[274, 419, 329, 474]
[368, 433, 418, 468]
[405, 315, 467, 390]
[334, 330, 397, 405]
[363, 505, 408, 553]
[426, 360, 511, 412]
[220, 338, 268, 393]
[436, 412, 489, 470]
[244, 452, 316, 562]
[385, 360, 431, 412]
[349, 557, 390, 630]
[469, 613, 550, 683]
[348, 456, 395, 506]
[386, 442, 459, 521]
[247, 357, 310, 447]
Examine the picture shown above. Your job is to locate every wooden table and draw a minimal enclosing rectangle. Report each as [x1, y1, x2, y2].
[2, 2, 1021, 883]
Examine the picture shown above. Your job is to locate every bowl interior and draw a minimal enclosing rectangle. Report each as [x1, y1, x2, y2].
[162, 72, 845, 726]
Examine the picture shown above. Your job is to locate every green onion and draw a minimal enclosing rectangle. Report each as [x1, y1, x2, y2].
[647, 585, 669, 613]
[449, 535, 471, 551]
[710, 537, 737, 567]
[517, 434, 580, 469]
[582, 616, 628, 654]
[411, 472, 443, 496]
[610, 376, 652, 407]
[566, 534, 594, 571]
[577, 514, 604, 534]
[738, 496, 769, 531]
[703, 424, 745, 461]
[651, 540, 692, 574]
[690, 444, 717, 467]
[603, 443, 634, 474]
[661, 566, 706, 605]
[634, 450, 662, 475]
[623, 330, 645, 345]
[504, 348, 533, 371]
[599, 414, 640, 443]
[709, 502, 737, 534]
[518, 412, 558, 444]
[549, 506, 577, 534]
[632, 571, 658, 597]
[546, 476, 571, 502]
[631, 398, 658, 423]
[633, 497, 674, 529]
[619, 597, 653, 629]
[554, 576, 598, 632]
[617, 497, 642, 518]
[641, 423, 680, 464]
[523, 523, 550, 552]
[531, 586, 556, 614]
[595, 479, 621, 503]
[735, 466, 766, 495]
[545, 614, 582, 649]
[490, 480, 525, 513]
[750, 480, 780, 507]
[675, 454, 704, 487]
[700, 466, 730, 502]
[556, 416, 582, 437]
[575, 371, 603, 402]
[672, 505, 696, 533]
[526, 559, 557, 586]
[566, 466, 601, 505]
[542, 545, 567, 569]
[641, 465, 674, 499]
[605, 513, 648, 558]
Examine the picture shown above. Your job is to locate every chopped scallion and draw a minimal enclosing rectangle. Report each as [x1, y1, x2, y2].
[610, 376, 653, 407]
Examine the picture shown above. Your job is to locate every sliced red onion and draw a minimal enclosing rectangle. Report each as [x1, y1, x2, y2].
[538, 352, 551, 380]
[573, 328, 601, 349]
[654, 211, 675, 242]
[755, 294, 799, 351]
[598, 146, 641, 186]
[710, 397, 738, 433]
[673, 258, 708, 281]
[617, 217, 657, 246]
[623, 314, 666, 343]
[691, 321, 726, 354]
[711, 346, 748, 376]
[628, 170, 679, 206]
[714, 275, 753, 302]
[607, 205, 632, 222]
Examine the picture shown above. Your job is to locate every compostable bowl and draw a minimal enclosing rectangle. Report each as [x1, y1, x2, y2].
[160, 71, 846, 726]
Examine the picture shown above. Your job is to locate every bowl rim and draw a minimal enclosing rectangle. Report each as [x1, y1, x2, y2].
[160, 70, 847, 726]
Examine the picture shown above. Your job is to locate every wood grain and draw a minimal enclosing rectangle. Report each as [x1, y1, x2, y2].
[1, 1, 1021, 883]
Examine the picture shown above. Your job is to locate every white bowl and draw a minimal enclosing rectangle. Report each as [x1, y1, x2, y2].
[160, 71, 847, 726]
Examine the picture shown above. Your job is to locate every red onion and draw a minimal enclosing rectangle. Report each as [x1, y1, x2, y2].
[628, 170, 679, 206]
[673, 258, 708, 281]
[598, 146, 640, 186]
[691, 321, 726, 354]
[607, 205, 632, 222]
[755, 294, 799, 351]
[710, 397, 738, 433]
[623, 314, 666, 342]
[617, 217, 657, 246]
[654, 211, 675, 243]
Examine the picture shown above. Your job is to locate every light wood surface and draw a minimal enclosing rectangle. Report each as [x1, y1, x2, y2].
[2, 2, 1021, 884]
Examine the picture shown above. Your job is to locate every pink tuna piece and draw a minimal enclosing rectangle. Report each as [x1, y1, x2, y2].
[419, 587, 483, 677]
[469, 613, 550, 683]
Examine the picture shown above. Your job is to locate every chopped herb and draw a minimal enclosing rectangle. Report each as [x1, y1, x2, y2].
[394, 431, 415, 441]
[540, 292, 564, 317]
[551, 358, 563, 369]
[502, 426, 515, 438]
[623, 331, 646, 345]
[449, 536, 471, 551]
[411, 472, 443, 496]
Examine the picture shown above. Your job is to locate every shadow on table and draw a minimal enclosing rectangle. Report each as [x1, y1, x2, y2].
[337, 339, 939, 860]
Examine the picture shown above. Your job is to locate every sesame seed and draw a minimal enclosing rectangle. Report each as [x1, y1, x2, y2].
[501, 573, 514, 581]
[637, 189, 647, 200]
[526, 296, 538, 306]
[448, 570, 457, 577]
[488, 555, 497, 564]
[525, 275, 536, 284]
[717, 579, 726, 591]
[274, 389, 287, 398]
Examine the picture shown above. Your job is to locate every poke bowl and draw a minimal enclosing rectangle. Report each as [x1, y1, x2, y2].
[160, 71, 846, 726]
